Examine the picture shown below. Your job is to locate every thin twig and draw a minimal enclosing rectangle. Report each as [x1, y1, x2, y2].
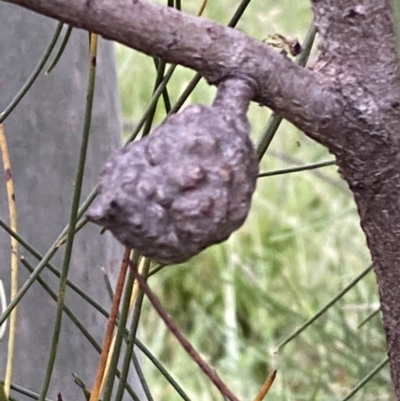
[20, 256, 139, 400]
[256, 23, 317, 160]
[0, 220, 110, 319]
[0, 123, 18, 397]
[357, 307, 380, 329]
[0, 23, 64, 123]
[102, 252, 141, 401]
[169, 0, 253, 115]
[258, 160, 335, 178]
[252, 371, 277, 401]
[276, 264, 373, 352]
[130, 261, 241, 401]
[339, 357, 389, 401]
[46, 25, 73, 74]
[115, 258, 151, 401]
[38, 33, 99, 401]
[0, 280, 6, 340]
[89, 247, 131, 401]
[197, 0, 208, 16]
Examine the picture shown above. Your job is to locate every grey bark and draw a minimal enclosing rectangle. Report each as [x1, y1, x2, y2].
[310, 1, 400, 397]
[0, 3, 144, 400]
[3, 0, 400, 398]
[0, 0, 336, 135]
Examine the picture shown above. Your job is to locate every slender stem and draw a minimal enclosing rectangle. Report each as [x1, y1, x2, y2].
[72, 374, 91, 400]
[102, 268, 116, 302]
[38, 33, 99, 401]
[196, 0, 208, 16]
[339, 357, 389, 401]
[115, 258, 151, 401]
[22, 250, 190, 401]
[0, 122, 19, 397]
[131, 352, 154, 401]
[46, 25, 73, 74]
[276, 264, 373, 351]
[89, 247, 131, 401]
[168, 0, 253, 115]
[258, 160, 336, 178]
[252, 370, 277, 401]
[130, 262, 241, 401]
[20, 256, 102, 353]
[153, 57, 171, 113]
[4, 379, 54, 401]
[102, 253, 140, 401]
[142, 59, 168, 137]
[0, 281, 6, 340]
[0, 22, 63, 123]
[295, 24, 318, 68]
[125, 64, 177, 143]
[0, 247, 56, 326]
[0, 188, 97, 326]
[134, 338, 192, 401]
[256, 114, 284, 161]
[168, 74, 201, 115]
[20, 256, 139, 400]
[148, 263, 166, 277]
[0, 220, 110, 319]
[228, 0, 252, 28]
[357, 307, 380, 329]
[256, 23, 317, 160]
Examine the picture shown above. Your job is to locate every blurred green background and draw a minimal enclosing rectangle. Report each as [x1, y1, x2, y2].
[115, 1, 391, 400]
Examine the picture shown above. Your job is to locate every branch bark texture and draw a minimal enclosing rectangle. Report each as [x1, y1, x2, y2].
[4, 0, 400, 397]
[2, 0, 337, 138]
[311, 1, 400, 396]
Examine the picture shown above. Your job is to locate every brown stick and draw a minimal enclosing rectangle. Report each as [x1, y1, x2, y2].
[252, 370, 277, 401]
[2, 0, 332, 140]
[130, 261, 241, 401]
[89, 247, 131, 401]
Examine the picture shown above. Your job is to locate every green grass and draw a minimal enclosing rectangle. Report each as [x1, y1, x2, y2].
[115, 1, 391, 400]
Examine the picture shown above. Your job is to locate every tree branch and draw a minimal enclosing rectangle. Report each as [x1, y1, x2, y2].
[311, 0, 400, 173]
[311, 1, 400, 397]
[3, 0, 337, 140]
[5, 0, 400, 397]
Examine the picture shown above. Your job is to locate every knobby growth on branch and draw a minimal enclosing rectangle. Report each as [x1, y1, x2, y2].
[4, 0, 400, 398]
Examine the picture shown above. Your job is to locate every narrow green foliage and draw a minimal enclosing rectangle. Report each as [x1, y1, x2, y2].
[339, 357, 389, 401]
[259, 160, 336, 178]
[0, 188, 98, 326]
[276, 264, 373, 351]
[46, 25, 73, 74]
[256, 22, 317, 160]
[38, 34, 99, 401]
[102, 253, 141, 401]
[125, 65, 177, 143]
[0, 23, 63, 123]
[115, 258, 151, 401]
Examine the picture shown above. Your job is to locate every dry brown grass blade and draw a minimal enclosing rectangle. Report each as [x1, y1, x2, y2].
[0, 123, 19, 397]
[197, 0, 208, 16]
[252, 370, 277, 401]
[89, 247, 131, 401]
[130, 260, 241, 401]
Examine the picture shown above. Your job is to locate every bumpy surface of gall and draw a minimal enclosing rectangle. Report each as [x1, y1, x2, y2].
[87, 102, 258, 264]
